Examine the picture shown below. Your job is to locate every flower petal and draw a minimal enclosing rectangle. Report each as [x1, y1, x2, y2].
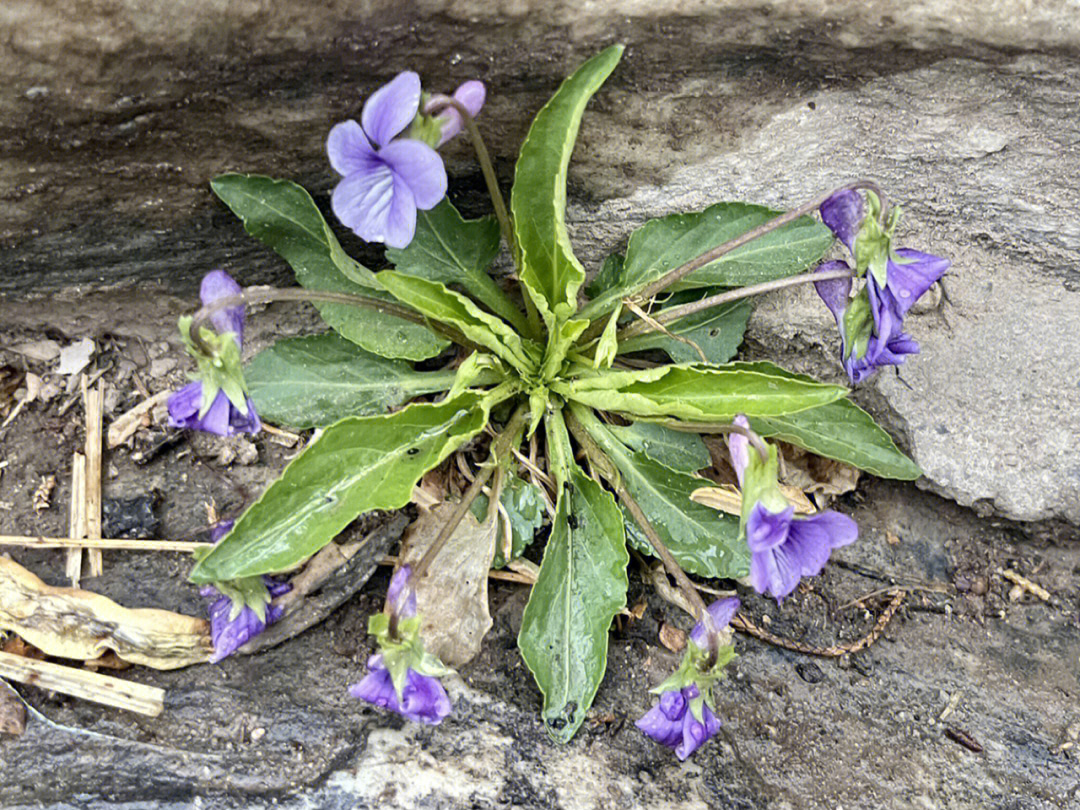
[750, 542, 801, 600]
[200, 270, 244, 345]
[206, 598, 263, 662]
[745, 502, 793, 553]
[675, 702, 721, 761]
[819, 189, 864, 253]
[813, 261, 853, 325]
[689, 596, 740, 648]
[228, 396, 262, 435]
[349, 663, 398, 708]
[379, 139, 447, 211]
[331, 161, 400, 243]
[885, 249, 950, 316]
[362, 71, 421, 148]
[399, 669, 452, 724]
[167, 381, 203, 424]
[636, 689, 686, 749]
[327, 119, 379, 177]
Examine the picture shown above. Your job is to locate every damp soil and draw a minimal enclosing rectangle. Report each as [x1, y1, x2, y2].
[0, 298, 1078, 810]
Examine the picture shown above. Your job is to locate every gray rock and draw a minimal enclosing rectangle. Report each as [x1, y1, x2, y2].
[570, 55, 1080, 524]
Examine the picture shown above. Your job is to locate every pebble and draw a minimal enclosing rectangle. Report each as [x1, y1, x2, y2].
[795, 662, 826, 684]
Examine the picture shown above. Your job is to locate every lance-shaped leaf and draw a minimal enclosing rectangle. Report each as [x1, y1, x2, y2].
[384, 199, 530, 334]
[246, 333, 471, 429]
[518, 411, 627, 743]
[733, 361, 922, 480]
[616, 297, 752, 365]
[574, 406, 747, 578]
[554, 364, 846, 422]
[211, 173, 446, 361]
[580, 202, 833, 320]
[376, 271, 542, 374]
[189, 390, 505, 582]
[605, 421, 711, 474]
[511, 45, 623, 326]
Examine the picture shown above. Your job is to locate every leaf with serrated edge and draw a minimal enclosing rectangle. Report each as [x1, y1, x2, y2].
[246, 333, 466, 429]
[210, 173, 446, 361]
[512, 45, 623, 326]
[189, 390, 507, 582]
[384, 199, 530, 334]
[518, 411, 628, 743]
[376, 271, 541, 373]
[576, 406, 747, 578]
[581, 202, 833, 320]
[732, 361, 922, 480]
[606, 421, 711, 473]
[554, 365, 846, 422]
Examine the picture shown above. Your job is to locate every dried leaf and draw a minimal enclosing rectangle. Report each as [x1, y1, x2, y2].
[690, 484, 816, 516]
[659, 622, 687, 653]
[778, 443, 860, 496]
[0, 556, 211, 669]
[398, 503, 496, 667]
[32, 474, 56, 513]
[10, 339, 61, 363]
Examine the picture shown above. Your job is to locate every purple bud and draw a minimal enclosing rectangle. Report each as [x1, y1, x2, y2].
[433, 80, 486, 146]
[688, 597, 740, 649]
[637, 684, 722, 760]
[727, 414, 751, 487]
[819, 189, 864, 253]
[386, 565, 417, 619]
[201, 577, 290, 662]
[199, 270, 245, 347]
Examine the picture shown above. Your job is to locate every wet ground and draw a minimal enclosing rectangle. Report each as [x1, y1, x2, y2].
[0, 297, 1077, 809]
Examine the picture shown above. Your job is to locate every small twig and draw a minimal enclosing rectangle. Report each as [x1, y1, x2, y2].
[66, 453, 86, 586]
[106, 390, 171, 448]
[82, 378, 105, 577]
[0, 650, 164, 717]
[731, 589, 905, 657]
[620, 298, 708, 362]
[0, 535, 212, 553]
[260, 423, 302, 446]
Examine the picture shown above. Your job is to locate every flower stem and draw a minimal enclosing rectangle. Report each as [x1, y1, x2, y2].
[615, 265, 853, 343]
[634, 179, 886, 302]
[562, 407, 721, 662]
[426, 97, 542, 338]
[406, 404, 529, 588]
[186, 286, 478, 356]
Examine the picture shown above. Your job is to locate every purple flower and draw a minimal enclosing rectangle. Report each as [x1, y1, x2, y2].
[328, 71, 448, 249]
[819, 189, 864, 253]
[636, 683, 722, 760]
[746, 503, 857, 601]
[350, 654, 452, 725]
[199, 518, 291, 662]
[200, 579, 290, 662]
[168, 381, 261, 436]
[428, 80, 486, 146]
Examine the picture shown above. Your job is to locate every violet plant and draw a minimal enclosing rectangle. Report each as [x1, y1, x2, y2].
[175, 45, 947, 754]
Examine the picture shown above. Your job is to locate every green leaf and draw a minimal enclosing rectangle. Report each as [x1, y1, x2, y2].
[519, 416, 628, 743]
[733, 361, 922, 479]
[585, 253, 624, 299]
[210, 173, 446, 361]
[384, 199, 530, 334]
[511, 45, 624, 326]
[189, 390, 505, 582]
[555, 364, 846, 422]
[246, 333, 466, 429]
[606, 421, 711, 473]
[376, 271, 541, 374]
[593, 305, 621, 369]
[580, 202, 834, 320]
[541, 318, 590, 382]
[574, 406, 747, 578]
[616, 296, 752, 364]
[471, 473, 547, 568]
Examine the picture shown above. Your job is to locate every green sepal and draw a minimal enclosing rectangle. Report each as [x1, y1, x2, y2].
[841, 289, 874, 360]
[853, 191, 902, 287]
[178, 315, 250, 418]
[593, 305, 621, 369]
[405, 109, 444, 148]
[652, 641, 736, 705]
[738, 443, 789, 532]
[368, 611, 452, 699]
[211, 575, 273, 624]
